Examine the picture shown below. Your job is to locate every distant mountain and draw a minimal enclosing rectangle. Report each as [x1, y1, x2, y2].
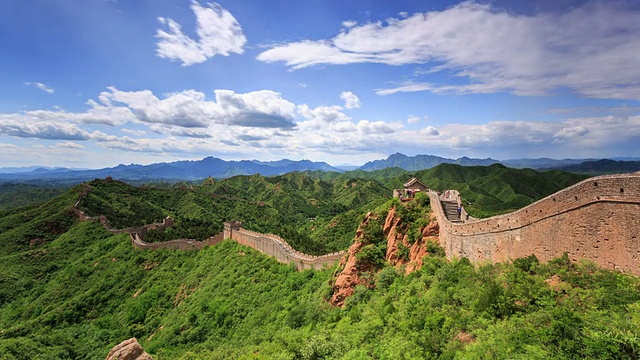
[0, 157, 342, 183]
[548, 159, 640, 174]
[358, 153, 500, 171]
[500, 158, 599, 169]
[0, 166, 86, 174]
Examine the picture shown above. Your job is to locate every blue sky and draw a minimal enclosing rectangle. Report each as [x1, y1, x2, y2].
[1, 0, 639, 168]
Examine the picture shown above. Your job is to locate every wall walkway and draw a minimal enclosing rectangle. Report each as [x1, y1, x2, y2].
[429, 173, 640, 275]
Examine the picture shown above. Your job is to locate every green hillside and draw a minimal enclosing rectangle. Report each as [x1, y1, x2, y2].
[76, 174, 390, 256]
[0, 183, 69, 211]
[416, 163, 588, 217]
[1, 186, 639, 359]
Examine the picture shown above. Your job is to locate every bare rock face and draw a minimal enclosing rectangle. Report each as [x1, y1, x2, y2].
[330, 212, 376, 307]
[106, 338, 153, 360]
[383, 207, 439, 274]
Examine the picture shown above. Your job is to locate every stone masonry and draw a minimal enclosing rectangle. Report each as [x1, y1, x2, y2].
[429, 173, 640, 275]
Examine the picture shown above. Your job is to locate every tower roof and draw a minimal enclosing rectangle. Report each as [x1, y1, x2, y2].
[403, 177, 427, 189]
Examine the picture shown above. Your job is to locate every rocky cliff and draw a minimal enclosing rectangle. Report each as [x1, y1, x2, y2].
[330, 205, 440, 307]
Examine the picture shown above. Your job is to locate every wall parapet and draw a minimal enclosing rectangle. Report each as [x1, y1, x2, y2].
[430, 173, 640, 275]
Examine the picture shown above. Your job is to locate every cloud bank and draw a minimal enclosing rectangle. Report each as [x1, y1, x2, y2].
[258, 1, 640, 100]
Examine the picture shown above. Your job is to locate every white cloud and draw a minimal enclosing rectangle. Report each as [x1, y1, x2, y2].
[420, 126, 439, 136]
[342, 20, 357, 28]
[553, 125, 590, 142]
[149, 124, 212, 138]
[121, 128, 147, 136]
[3, 84, 638, 164]
[340, 91, 361, 109]
[259, 1, 640, 100]
[25, 82, 54, 94]
[297, 104, 350, 130]
[407, 115, 430, 124]
[104, 87, 297, 129]
[0, 116, 92, 140]
[52, 141, 85, 149]
[395, 115, 640, 159]
[213, 89, 297, 128]
[156, 1, 246, 66]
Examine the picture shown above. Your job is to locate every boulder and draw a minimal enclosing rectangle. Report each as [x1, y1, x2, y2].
[105, 338, 152, 360]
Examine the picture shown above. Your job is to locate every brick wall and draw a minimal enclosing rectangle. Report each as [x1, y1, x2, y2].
[430, 173, 640, 274]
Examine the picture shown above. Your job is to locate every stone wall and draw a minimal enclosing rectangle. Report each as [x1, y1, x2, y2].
[131, 232, 224, 250]
[430, 173, 640, 275]
[224, 222, 345, 270]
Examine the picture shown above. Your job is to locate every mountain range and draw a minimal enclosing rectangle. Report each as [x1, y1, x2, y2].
[1, 153, 638, 183]
[0, 157, 339, 183]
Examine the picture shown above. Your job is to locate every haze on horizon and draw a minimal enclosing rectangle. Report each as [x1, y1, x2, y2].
[1, 0, 639, 169]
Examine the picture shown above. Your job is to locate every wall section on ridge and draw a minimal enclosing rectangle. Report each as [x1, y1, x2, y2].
[430, 173, 640, 275]
[224, 222, 345, 270]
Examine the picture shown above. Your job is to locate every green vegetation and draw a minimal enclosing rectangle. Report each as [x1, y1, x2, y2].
[1, 207, 639, 359]
[0, 183, 68, 211]
[1, 164, 618, 359]
[77, 174, 389, 255]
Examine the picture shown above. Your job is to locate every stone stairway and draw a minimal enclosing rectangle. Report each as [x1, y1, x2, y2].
[441, 200, 463, 223]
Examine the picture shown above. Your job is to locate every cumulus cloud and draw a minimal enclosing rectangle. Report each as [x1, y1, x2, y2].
[420, 126, 439, 136]
[0, 86, 303, 150]
[553, 125, 590, 142]
[340, 91, 361, 109]
[298, 104, 350, 125]
[25, 82, 54, 94]
[259, 1, 640, 100]
[102, 87, 297, 129]
[156, 1, 246, 66]
[0, 117, 92, 140]
[213, 90, 297, 128]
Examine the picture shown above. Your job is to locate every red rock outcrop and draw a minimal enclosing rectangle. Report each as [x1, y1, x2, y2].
[385, 209, 439, 274]
[330, 212, 378, 307]
[105, 338, 152, 360]
[330, 206, 440, 307]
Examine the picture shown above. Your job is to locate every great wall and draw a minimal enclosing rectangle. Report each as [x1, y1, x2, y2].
[72, 172, 640, 274]
[72, 186, 345, 270]
[429, 172, 640, 275]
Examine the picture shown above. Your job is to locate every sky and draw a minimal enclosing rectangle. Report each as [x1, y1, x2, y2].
[1, 0, 639, 168]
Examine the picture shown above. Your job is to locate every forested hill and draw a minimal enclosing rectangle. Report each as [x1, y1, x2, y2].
[308, 163, 588, 218]
[416, 163, 588, 217]
[75, 173, 391, 256]
[549, 159, 640, 174]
